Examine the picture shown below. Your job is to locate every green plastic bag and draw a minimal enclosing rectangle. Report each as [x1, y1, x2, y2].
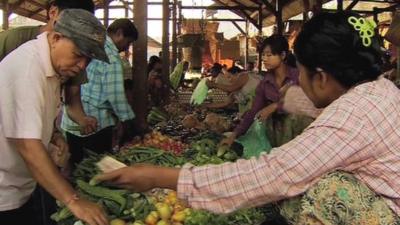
[190, 78, 209, 105]
[170, 61, 184, 90]
[236, 119, 272, 159]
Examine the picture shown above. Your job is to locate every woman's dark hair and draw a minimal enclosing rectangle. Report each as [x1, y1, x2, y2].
[148, 56, 161, 74]
[51, 0, 95, 13]
[228, 66, 243, 74]
[107, 19, 139, 41]
[294, 12, 383, 88]
[210, 63, 223, 76]
[259, 34, 289, 55]
[259, 34, 296, 67]
[47, 0, 95, 20]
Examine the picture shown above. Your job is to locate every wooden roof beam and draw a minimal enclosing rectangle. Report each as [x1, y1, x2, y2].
[181, 5, 258, 10]
[230, 0, 261, 29]
[345, 0, 360, 10]
[258, 0, 277, 15]
[213, 0, 260, 29]
[29, 7, 44, 17]
[25, 0, 46, 9]
[10, 0, 25, 11]
[14, 7, 46, 21]
[231, 21, 246, 34]
[119, 0, 134, 13]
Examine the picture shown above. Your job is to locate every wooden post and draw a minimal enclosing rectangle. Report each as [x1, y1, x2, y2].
[132, 0, 149, 132]
[276, 0, 284, 35]
[125, 3, 129, 18]
[313, 0, 323, 15]
[337, 0, 343, 11]
[177, 1, 183, 62]
[162, 0, 171, 101]
[373, 7, 379, 35]
[303, 0, 310, 22]
[397, 48, 400, 82]
[2, 0, 9, 30]
[244, 21, 249, 66]
[172, 0, 178, 69]
[258, 4, 263, 72]
[104, 0, 109, 27]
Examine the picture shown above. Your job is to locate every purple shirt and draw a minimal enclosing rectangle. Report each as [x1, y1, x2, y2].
[234, 67, 299, 136]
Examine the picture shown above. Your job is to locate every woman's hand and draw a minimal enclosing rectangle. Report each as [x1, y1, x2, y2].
[95, 164, 180, 192]
[78, 116, 98, 135]
[219, 133, 237, 147]
[257, 103, 278, 121]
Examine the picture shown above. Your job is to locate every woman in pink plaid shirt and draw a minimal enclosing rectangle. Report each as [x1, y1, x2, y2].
[99, 12, 400, 225]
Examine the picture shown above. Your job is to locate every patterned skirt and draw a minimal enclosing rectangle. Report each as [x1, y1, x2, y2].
[266, 114, 314, 148]
[280, 171, 400, 225]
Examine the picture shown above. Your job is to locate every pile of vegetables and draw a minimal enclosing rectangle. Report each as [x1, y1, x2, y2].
[153, 116, 203, 142]
[182, 113, 231, 134]
[54, 139, 265, 225]
[142, 190, 191, 225]
[184, 138, 239, 166]
[51, 179, 154, 225]
[147, 107, 169, 125]
[123, 131, 188, 156]
[185, 208, 265, 225]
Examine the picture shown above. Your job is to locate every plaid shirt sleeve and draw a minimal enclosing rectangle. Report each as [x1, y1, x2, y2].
[178, 101, 374, 214]
[104, 58, 135, 122]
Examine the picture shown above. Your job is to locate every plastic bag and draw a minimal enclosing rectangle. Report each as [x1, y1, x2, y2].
[170, 61, 184, 90]
[236, 119, 272, 159]
[190, 78, 209, 105]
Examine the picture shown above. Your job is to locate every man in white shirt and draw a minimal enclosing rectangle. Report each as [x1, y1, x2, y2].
[0, 9, 109, 225]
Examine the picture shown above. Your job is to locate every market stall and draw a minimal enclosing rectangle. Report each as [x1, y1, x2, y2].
[0, 1, 399, 225]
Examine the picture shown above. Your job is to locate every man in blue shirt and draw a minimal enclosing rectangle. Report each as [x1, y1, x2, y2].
[62, 19, 138, 166]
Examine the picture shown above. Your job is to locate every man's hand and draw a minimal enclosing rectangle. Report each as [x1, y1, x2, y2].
[257, 103, 278, 121]
[96, 164, 180, 192]
[49, 131, 70, 167]
[68, 198, 109, 225]
[78, 116, 98, 135]
[52, 134, 69, 157]
[12, 138, 108, 225]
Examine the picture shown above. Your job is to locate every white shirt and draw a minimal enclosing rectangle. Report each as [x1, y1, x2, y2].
[0, 32, 60, 211]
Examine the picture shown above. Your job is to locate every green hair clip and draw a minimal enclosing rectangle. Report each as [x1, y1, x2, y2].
[348, 16, 377, 47]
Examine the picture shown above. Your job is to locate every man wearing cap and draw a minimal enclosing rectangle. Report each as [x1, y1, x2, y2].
[62, 19, 137, 166]
[0, 0, 98, 139]
[0, 9, 109, 225]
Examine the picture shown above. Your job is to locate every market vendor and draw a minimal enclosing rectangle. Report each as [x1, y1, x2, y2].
[62, 19, 138, 166]
[0, 9, 109, 225]
[206, 63, 232, 85]
[205, 64, 263, 117]
[0, 0, 99, 136]
[98, 12, 400, 225]
[148, 56, 167, 106]
[220, 34, 310, 147]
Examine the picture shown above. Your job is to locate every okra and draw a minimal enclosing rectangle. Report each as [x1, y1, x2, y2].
[76, 180, 126, 212]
